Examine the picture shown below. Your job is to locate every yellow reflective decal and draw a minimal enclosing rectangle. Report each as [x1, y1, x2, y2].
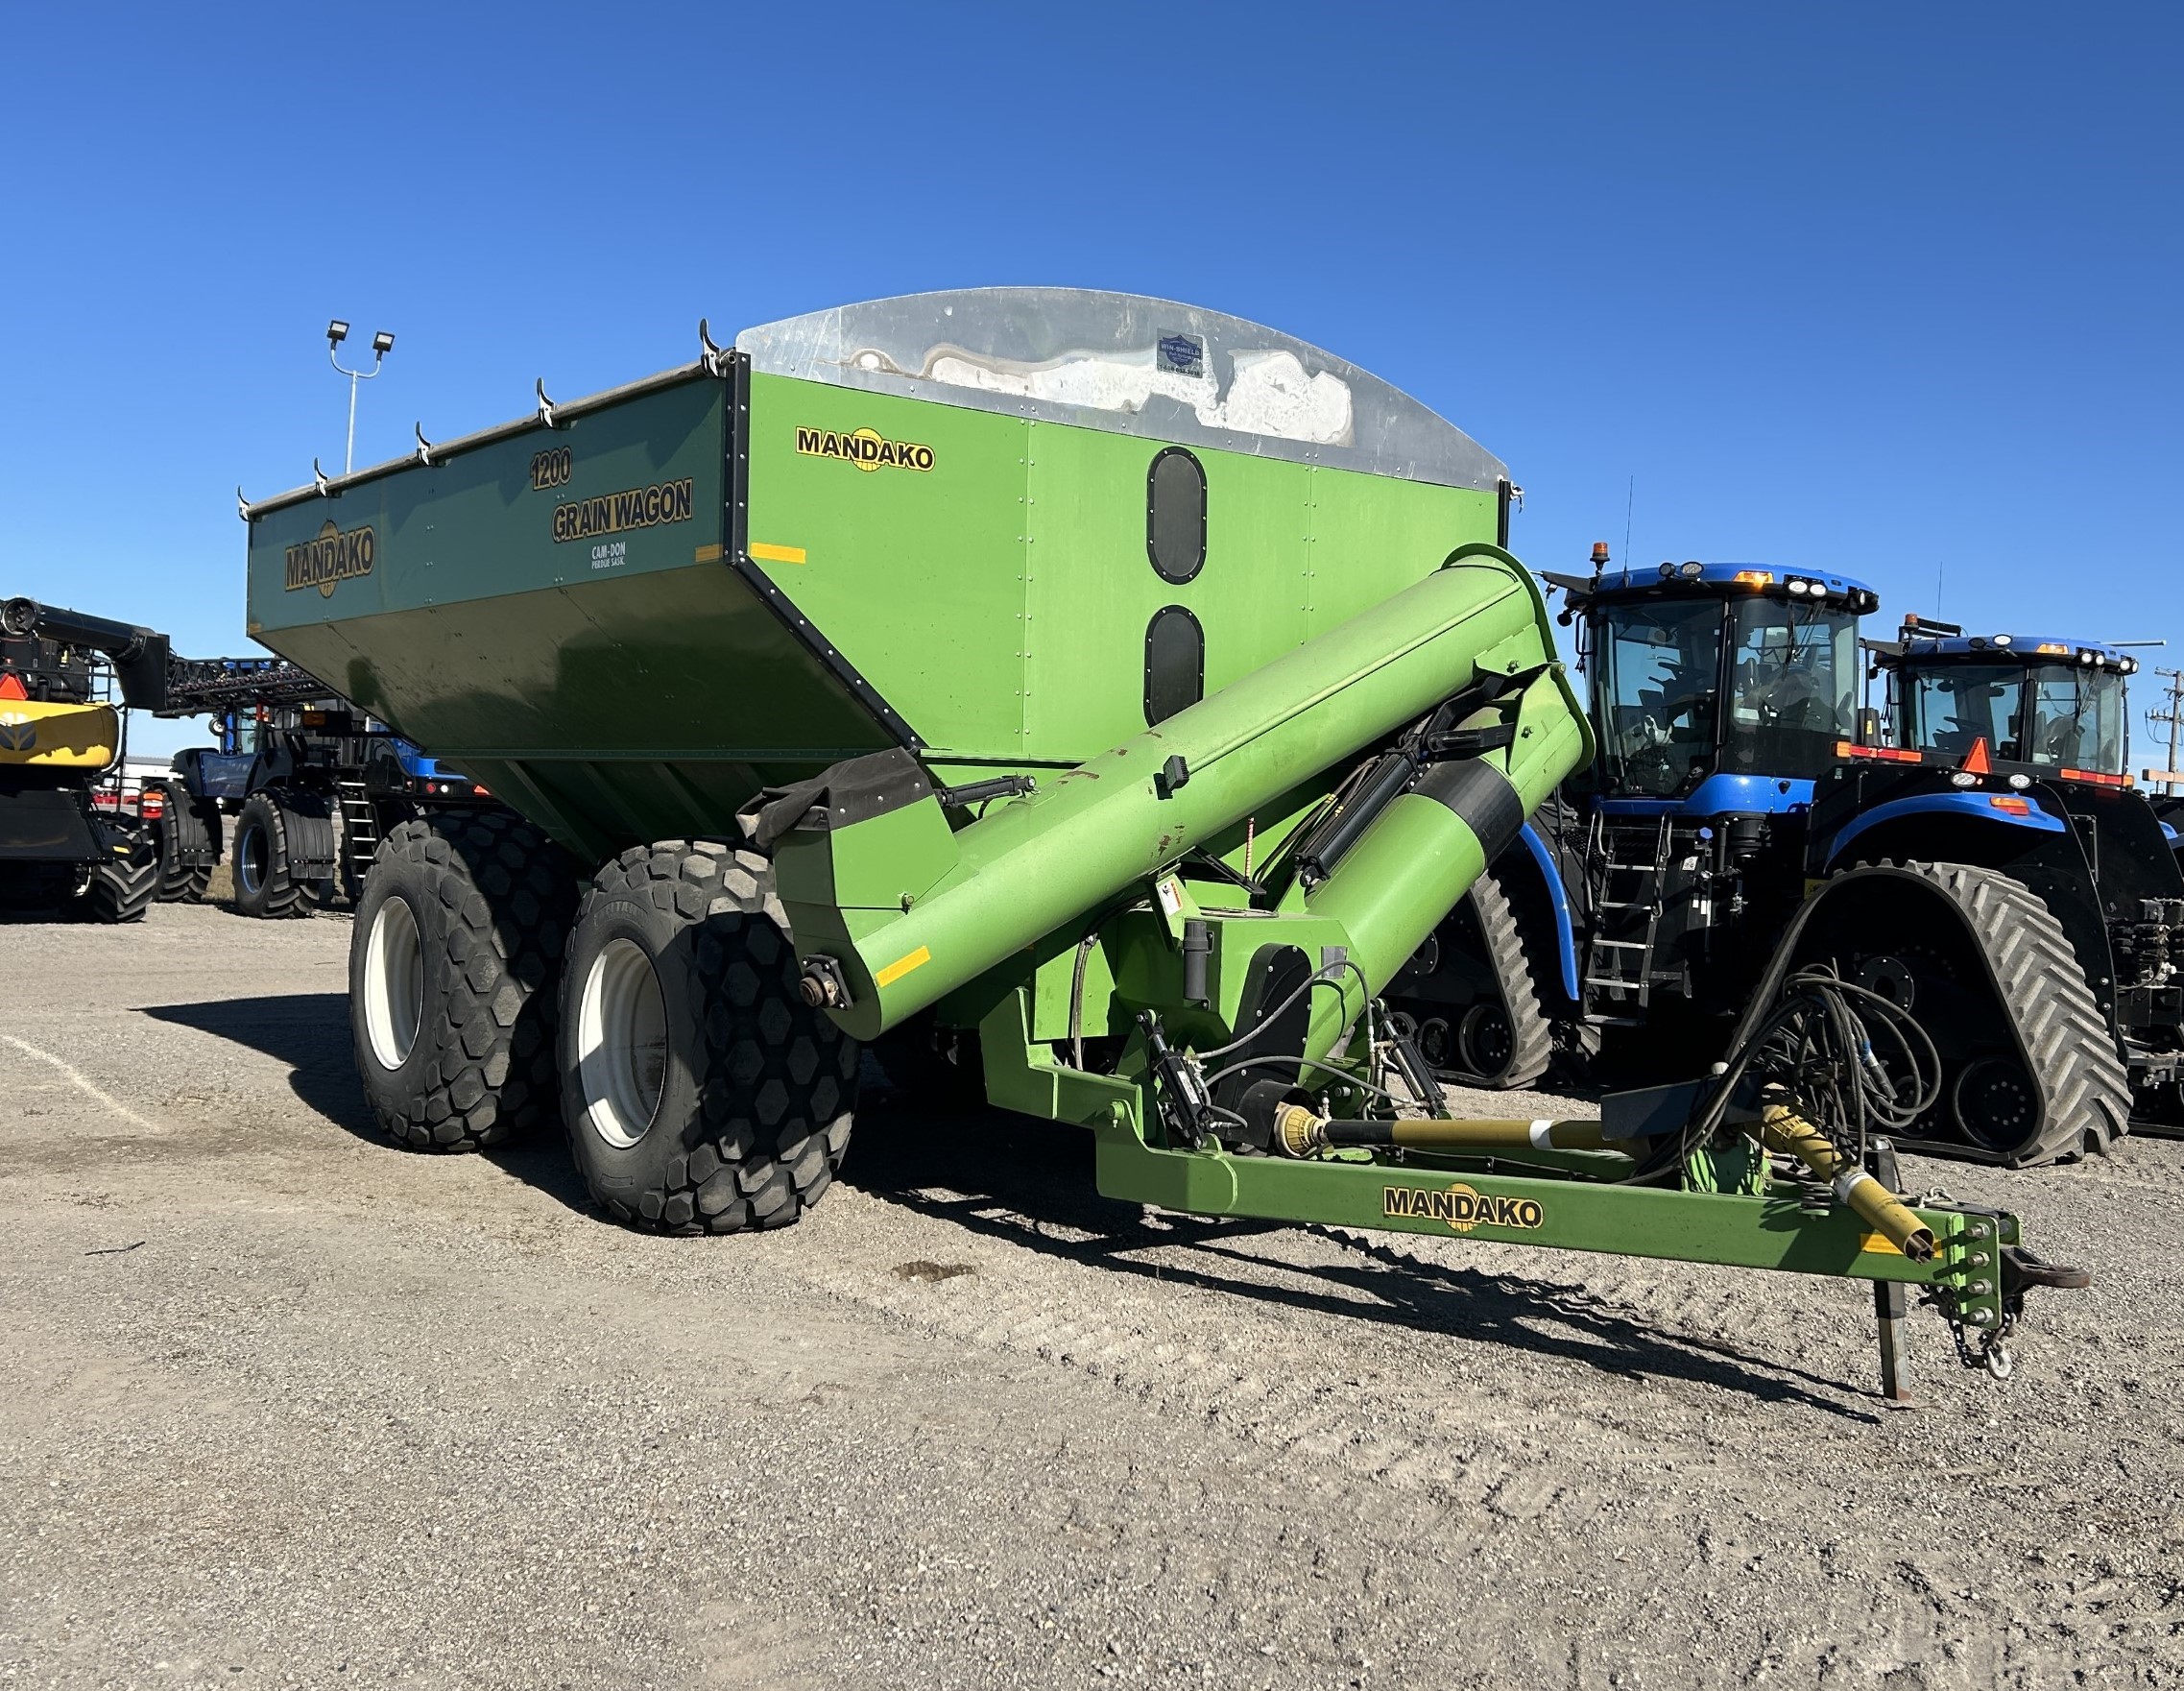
[875, 946, 931, 989]
[749, 542, 807, 565]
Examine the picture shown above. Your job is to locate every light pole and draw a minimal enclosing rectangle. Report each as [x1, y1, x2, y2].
[326, 320, 395, 474]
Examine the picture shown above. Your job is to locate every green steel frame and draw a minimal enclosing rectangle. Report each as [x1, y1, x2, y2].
[969, 971, 2015, 1343]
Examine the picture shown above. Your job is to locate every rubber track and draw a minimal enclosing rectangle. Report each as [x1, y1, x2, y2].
[1460, 869, 1555, 1089]
[1892, 861, 2132, 1166]
[567, 841, 858, 1234]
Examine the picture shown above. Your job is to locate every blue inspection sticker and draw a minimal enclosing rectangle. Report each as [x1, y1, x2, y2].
[1157, 331, 1206, 377]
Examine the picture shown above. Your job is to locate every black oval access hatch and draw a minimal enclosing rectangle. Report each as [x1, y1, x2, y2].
[1145, 447, 1207, 585]
[1143, 605, 1205, 726]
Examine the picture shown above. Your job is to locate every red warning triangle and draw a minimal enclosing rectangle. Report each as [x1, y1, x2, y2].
[0, 670, 27, 700]
[1960, 737, 1993, 776]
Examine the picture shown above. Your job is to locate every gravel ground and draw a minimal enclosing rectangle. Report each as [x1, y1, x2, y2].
[2, 902, 2180, 1690]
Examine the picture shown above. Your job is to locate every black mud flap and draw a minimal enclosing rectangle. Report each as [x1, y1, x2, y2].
[280, 794, 339, 882]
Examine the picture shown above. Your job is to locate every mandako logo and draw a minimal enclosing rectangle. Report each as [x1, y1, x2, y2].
[1382, 1182, 1546, 1234]
[795, 425, 935, 473]
[284, 519, 376, 598]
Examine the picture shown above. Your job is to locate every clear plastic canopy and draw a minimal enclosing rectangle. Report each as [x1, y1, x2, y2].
[737, 287, 1507, 492]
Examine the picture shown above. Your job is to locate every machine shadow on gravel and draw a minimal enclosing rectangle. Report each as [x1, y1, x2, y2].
[844, 1089, 1875, 1420]
[133, 993, 591, 1208]
[129, 991, 1871, 1414]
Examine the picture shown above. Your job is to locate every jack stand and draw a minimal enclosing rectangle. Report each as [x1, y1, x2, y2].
[1870, 1139, 1913, 1403]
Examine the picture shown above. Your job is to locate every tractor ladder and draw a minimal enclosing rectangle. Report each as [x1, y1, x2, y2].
[336, 781, 380, 896]
[1582, 811, 1675, 1021]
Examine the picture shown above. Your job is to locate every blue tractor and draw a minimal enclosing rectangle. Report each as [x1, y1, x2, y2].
[1385, 550, 2150, 1165]
[1849, 618, 2184, 1134]
[146, 656, 492, 917]
[1388, 550, 1880, 1091]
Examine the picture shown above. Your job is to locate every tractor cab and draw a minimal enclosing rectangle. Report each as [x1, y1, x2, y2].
[1523, 554, 1882, 1027]
[1552, 559, 1880, 807]
[1884, 618, 2136, 782]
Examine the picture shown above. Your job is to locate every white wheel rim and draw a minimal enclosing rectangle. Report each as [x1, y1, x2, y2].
[362, 894, 423, 1070]
[578, 938, 668, 1148]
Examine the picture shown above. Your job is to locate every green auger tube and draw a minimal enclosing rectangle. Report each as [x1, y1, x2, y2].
[769, 544, 1590, 1044]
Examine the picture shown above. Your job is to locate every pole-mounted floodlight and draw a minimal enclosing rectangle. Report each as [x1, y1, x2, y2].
[326, 318, 395, 474]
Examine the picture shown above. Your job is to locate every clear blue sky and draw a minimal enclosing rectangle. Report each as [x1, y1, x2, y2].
[4, 3, 2178, 760]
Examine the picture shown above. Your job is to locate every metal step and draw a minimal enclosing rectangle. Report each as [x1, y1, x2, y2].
[1583, 811, 1676, 1013]
[336, 782, 379, 890]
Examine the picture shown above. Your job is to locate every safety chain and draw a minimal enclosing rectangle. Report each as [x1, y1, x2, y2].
[1922, 1287, 2016, 1380]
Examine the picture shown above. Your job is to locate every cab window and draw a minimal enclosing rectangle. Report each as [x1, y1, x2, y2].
[1596, 599, 1723, 796]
